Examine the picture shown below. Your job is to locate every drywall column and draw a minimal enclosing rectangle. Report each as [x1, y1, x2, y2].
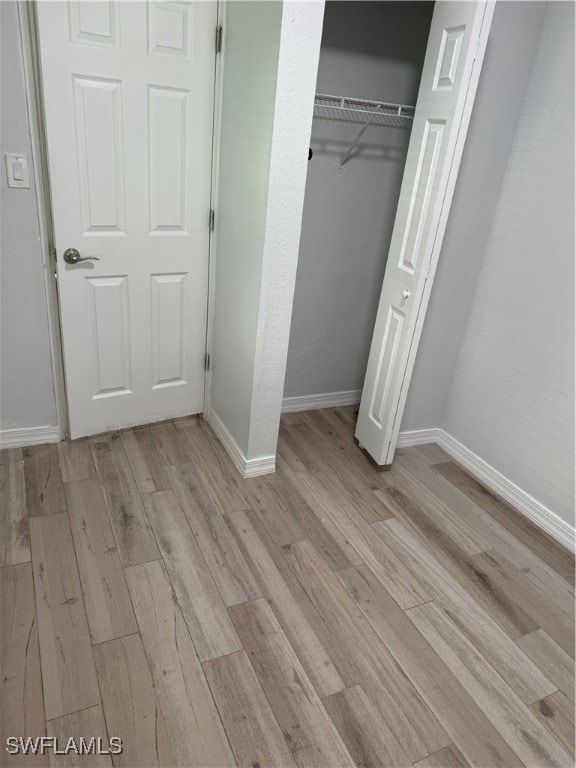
[0, 2, 58, 434]
[208, 0, 325, 475]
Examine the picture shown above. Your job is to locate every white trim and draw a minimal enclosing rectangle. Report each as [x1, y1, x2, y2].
[18, 4, 67, 440]
[0, 426, 61, 449]
[282, 390, 362, 413]
[203, 0, 225, 421]
[206, 410, 275, 478]
[397, 427, 575, 552]
[396, 427, 440, 448]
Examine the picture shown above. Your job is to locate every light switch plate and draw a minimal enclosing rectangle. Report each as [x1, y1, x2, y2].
[5, 153, 30, 189]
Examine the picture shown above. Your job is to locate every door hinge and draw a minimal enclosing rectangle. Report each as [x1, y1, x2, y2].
[215, 25, 223, 53]
[204, 352, 210, 371]
[209, 209, 215, 232]
[50, 245, 57, 277]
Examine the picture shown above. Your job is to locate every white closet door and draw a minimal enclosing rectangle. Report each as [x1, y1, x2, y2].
[355, 1, 494, 465]
[36, 1, 217, 439]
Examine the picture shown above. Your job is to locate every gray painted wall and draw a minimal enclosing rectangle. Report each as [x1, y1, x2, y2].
[442, 1, 575, 525]
[402, 0, 548, 430]
[0, 1, 57, 431]
[284, 1, 433, 398]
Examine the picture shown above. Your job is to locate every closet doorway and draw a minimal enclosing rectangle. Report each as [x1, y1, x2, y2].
[285, 0, 493, 467]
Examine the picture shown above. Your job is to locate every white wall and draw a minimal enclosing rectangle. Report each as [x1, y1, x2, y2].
[209, 0, 283, 456]
[284, 2, 433, 398]
[210, 0, 324, 470]
[0, 1, 57, 432]
[441, 1, 575, 527]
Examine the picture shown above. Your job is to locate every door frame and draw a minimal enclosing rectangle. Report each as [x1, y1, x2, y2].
[203, 0, 226, 421]
[19, 0, 223, 440]
[18, 1, 67, 441]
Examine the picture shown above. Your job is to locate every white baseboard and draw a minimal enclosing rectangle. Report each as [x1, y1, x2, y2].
[397, 426, 574, 552]
[282, 390, 361, 413]
[396, 427, 441, 448]
[0, 425, 61, 449]
[206, 410, 275, 478]
[437, 431, 575, 552]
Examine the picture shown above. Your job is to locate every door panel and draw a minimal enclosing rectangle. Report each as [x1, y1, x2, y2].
[36, 0, 216, 438]
[356, 1, 494, 465]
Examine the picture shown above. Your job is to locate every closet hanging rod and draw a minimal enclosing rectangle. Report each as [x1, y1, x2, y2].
[315, 93, 415, 119]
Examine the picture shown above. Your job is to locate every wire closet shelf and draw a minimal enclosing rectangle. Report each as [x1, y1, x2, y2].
[314, 93, 415, 121]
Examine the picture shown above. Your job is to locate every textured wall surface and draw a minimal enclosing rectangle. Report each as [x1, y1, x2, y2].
[401, 0, 547, 430]
[0, 2, 57, 431]
[210, 1, 283, 453]
[442, 1, 575, 525]
[284, 1, 433, 398]
[211, 0, 324, 462]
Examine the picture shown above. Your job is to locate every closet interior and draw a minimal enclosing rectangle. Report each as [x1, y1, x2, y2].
[284, 1, 435, 404]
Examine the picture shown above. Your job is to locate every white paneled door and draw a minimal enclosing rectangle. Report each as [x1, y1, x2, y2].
[36, 1, 217, 438]
[356, 1, 494, 465]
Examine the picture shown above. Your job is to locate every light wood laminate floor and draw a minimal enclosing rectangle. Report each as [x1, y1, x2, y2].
[1, 407, 574, 767]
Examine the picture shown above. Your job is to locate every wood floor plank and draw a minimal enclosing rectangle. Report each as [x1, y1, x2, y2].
[30, 513, 100, 720]
[66, 479, 138, 644]
[57, 441, 96, 483]
[284, 540, 451, 762]
[283, 466, 431, 609]
[124, 559, 235, 768]
[391, 449, 481, 517]
[228, 509, 345, 697]
[23, 444, 67, 518]
[307, 462, 393, 528]
[336, 564, 522, 768]
[144, 489, 242, 661]
[145, 422, 191, 466]
[243, 469, 362, 571]
[407, 600, 572, 768]
[91, 435, 160, 566]
[174, 419, 252, 513]
[521, 562, 575, 621]
[167, 463, 261, 605]
[376, 518, 557, 704]
[282, 420, 389, 522]
[93, 633, 176, 768]
[530, 692, 575, 757]
[119, 430, 171, 494]
[383, 452, 492, 555]
[298, 412, 379, 490]
[277, 427, 310, 473]
[516, 629, 575, 702]
[1, 563, 46, 767]
[0, 448, 29, 566]
[46, 706, 111, 767]
[311, 406, 357, 440]
[411, 443, 453, 467]
[407, 458, 576, 617]
[229, 598, 355, 767]
[204, 649, 297, 768]
[375, 485, 539, 639]
[415, 744, 471, 768]
[434, 460, 575, 584]
[323, 684, 411, 768]
[470, 549, 574, 656]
